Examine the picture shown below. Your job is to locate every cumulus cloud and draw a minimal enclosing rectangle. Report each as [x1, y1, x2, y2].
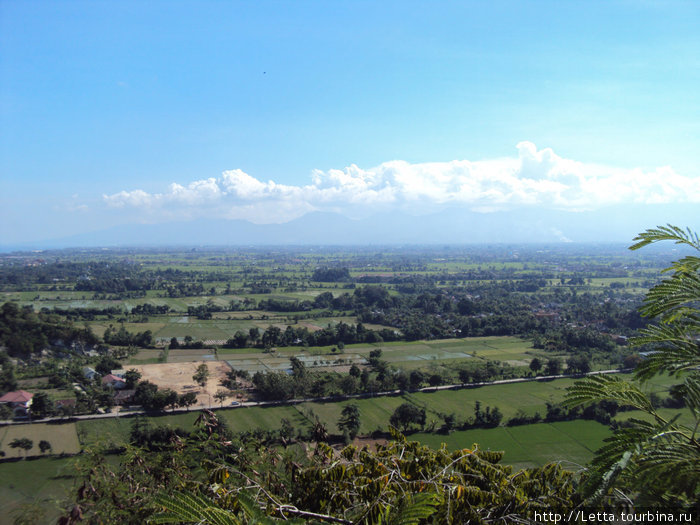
[103, 142, 700, 223]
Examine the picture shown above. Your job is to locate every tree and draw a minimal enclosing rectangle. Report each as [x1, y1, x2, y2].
[529, 357, 542, 375]
[310, 417, 328, 442]
[337, 404, 361, 440]
[622, 353, 642, 370]
[192, 363, 209, 387]
[38, 440, 52, 454]
[9, 437, 33, 458]
[169, 336, 180, 349]
[428, 373, 443, 387]
[0, 403, 13, 420]
[0, 353, 18, 393]
[368, 348, 382, 364]
[227, 330, 248, 348]
[457, 369, 470, 384]
[95, 355, 122, 376]
[214, 389, 229, 407]
[389, 402, 426, 432]
[339, 374, 357, 395]
[133, 380, 158, 408]
[248, 327, 260, 346]
[411, 369, 426, 389]
[252, 370, 294, 401]
[65, 410, 581, 524]
[124, 368, 142, 389]
[545, 357, 562, 376]
[162, 388, 179, 411]
[178, 391, 197, 411]
[29, 392, 54, 418]
[566, 354, 591, 375]
[279, 418, 295, 444]
[565, 225, 700, 510]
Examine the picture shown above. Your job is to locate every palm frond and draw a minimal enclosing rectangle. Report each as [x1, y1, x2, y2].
[637, 271, 700, 320]
[589, 421, 657, 471]
[564, 375, 654, 413]
[683, 373, 700, 418]
[149, 492, 240, 525]
[631, 324, 700, 380]
[629, 225, 700, 252]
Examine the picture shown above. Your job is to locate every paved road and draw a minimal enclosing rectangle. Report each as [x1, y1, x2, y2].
[0, 368, 629, 426]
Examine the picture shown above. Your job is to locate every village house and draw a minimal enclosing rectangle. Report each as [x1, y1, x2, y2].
[101, 374, 126, 389]
[113, 389, 135, 405]
[0, 390, 34, 418]
[82, 366, 98, 380]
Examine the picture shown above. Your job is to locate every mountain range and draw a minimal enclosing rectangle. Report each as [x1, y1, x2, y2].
[3, 204, 697, 250]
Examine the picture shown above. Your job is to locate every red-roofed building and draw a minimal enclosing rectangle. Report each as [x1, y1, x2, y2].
[0, 390, 34, 417]
[101, 374, 126, 389]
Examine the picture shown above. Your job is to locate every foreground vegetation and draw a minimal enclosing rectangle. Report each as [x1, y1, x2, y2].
[0, 229, 697, 522]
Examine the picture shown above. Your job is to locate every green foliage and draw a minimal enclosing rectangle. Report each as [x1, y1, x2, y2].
[9, 437, 33, 457]
[0, 351, 18, 393]
[291, 433, 579, 524]
[150, 492, 240, 525]
[565, 225, 700, 509]
[545, 357, 562, 375]
[0, 302, 97, 358]
[125, 368, 142, 389]
[29, 392, 54, 418]
[0, 401, 13, 420]
[193, 363, 210, 387]
[63, 401, 582, 525]
[337, 404, 360, 440]
[389, 403, 426, 432]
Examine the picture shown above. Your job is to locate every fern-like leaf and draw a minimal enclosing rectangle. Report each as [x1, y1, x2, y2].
[629, 225, 700, 252]
[564, 375, 654, 413]
[390, 492, 440, 525]
[149, 492, 240, 525]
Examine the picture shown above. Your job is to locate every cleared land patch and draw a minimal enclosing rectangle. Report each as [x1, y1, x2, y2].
[0, 422, 80, 457]
[128, 361, 234, 406]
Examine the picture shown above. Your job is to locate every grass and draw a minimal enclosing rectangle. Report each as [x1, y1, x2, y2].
[72, 373, 643, 449]
[407, 378, 577, 420]
[76, 411, 201, 448]
[214, 336, 537, 374]
[412, 420, 611, 470]
[219, 405, 310, 433]
[300, 396, 409, 434]
[0, 455, 77, 522]
[75, 405, 310, 449]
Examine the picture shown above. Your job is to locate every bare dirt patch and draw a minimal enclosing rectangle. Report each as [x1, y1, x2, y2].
[128, 361, 233, 407]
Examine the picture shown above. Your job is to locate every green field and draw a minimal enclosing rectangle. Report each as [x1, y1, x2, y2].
[75, 405, 310, 448]
[371, 336, 540, 368]
[1, 372, 689, 520]
[74, 373, 577, 449]
[75, 372, 684, 448]
[218, 336, 543, 374]
[412, 420, 611, 470]
[0, 455, 77, 522]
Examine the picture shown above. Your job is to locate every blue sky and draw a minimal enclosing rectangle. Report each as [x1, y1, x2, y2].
[1, 1, 698, 245]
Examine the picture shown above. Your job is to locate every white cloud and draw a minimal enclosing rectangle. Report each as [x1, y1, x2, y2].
[103, 142, 700, 223]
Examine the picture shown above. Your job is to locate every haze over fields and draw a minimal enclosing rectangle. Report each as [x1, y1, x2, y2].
[1, 2, 698, 249]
